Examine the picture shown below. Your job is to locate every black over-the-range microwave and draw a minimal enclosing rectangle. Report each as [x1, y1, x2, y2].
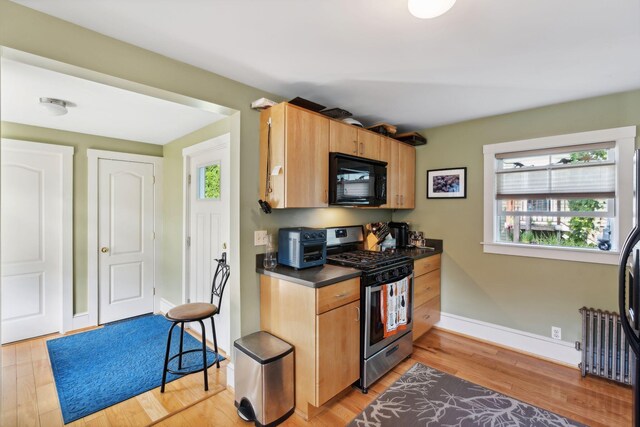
[329, 153, 387, 207]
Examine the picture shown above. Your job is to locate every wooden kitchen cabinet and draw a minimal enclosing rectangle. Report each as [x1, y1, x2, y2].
[357, 128, 382, 160]
[329, 120, 382, 160]
[398, 141, 416, 208]
[259, 103, 329, 208]
[413, 295, 440, 339]
[414, 269, 441, 308]
[329, 120, 358, 156]
[260, 275, 360, 419]
[260, 102, 415, 209]
[412, 254, 441, 341]
[316, 300, 360, 404]
[386, 137, 416, 209]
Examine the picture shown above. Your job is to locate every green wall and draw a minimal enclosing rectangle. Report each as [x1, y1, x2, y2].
[393, 89, 640, 343]
[0, 121, 163, 313]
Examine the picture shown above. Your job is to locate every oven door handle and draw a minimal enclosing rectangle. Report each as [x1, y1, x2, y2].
[370, 273, 413, 291]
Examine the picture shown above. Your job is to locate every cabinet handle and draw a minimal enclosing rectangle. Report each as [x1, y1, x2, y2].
[335, 292, 348, 298]
[353, 141, 358, 154]
[359, 142, 364, 155]
[396, 195, 400, 205]
[356, 307, 360, 322]
[424, 314, 431, 320]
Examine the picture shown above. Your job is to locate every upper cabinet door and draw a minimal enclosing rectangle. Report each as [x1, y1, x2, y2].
[398, 142, 416, 209]
[389, 139, 401, 208]
[285, 105, 330, 207]
[329, 120, 359, 156]
[357, 129, 381, 161]
[329, 121, 382, 160]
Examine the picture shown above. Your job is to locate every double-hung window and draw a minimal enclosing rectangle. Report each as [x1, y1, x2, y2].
[483, 126, 636, 265]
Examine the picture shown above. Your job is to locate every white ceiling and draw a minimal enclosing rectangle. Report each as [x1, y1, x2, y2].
[1, 58, 225, 145]
[12, 0, 640, 130]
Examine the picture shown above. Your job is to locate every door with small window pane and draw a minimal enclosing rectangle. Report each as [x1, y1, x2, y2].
[187, 137, 230, 353]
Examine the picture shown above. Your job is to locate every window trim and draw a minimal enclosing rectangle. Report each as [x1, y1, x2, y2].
[482, 126, 636, 265]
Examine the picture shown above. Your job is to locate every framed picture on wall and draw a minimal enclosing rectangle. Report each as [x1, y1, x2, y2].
[427, 167, 467, 199]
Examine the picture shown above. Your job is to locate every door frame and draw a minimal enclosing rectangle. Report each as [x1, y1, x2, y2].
[181, 134, 231, 307]
[87, 149, 163, 327]
[1, 138, 74, 335]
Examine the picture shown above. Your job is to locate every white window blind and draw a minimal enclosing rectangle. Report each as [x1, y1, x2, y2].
[495, 142, 615, 200]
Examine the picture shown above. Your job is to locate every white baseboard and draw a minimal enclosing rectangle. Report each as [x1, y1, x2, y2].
[159, 298, 176, 315]
[226, 362, 235, 390]
[435, 312, 581, 367]
[71, 312, 91, 331]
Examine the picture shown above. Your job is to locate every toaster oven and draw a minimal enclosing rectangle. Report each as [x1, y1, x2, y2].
[277, 228, 327, 269]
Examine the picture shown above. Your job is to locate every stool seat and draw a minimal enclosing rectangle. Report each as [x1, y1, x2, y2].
[167, 303, 217, 321]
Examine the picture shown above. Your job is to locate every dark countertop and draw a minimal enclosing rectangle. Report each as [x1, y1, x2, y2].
[256, 238, 442, 287]
[256, 254, 361, 288]
[392, 239, 443, 260]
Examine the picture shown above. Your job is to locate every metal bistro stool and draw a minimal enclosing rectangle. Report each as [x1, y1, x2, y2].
[161, 253, 230, 392]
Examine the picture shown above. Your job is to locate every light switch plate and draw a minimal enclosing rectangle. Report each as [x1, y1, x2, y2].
[254, 230, 268, 246]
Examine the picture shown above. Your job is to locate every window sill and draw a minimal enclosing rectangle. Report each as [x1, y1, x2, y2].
[481, 242, 619, 265]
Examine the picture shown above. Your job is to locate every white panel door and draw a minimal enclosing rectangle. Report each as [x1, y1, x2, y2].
[1, 141, 71, 343]
[188, 139, 230, 352]
[98, 159, 155, 324]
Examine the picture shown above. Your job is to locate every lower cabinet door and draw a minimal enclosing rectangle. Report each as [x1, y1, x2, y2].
[413, 295, 441, 341]
[414, 269, 441, 308]
[316, 300, 360, 405]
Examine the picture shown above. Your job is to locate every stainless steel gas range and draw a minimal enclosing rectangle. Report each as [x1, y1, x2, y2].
[326, 226, 414, 393]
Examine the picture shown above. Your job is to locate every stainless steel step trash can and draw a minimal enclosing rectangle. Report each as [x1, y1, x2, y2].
[234, 331, 294, 427]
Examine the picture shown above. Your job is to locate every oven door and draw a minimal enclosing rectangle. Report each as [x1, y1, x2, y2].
[364, 273, 413, 359]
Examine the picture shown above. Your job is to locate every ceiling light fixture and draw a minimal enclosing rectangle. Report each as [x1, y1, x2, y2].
[408, 0, 456, 19]
[39, 97, 68, 116]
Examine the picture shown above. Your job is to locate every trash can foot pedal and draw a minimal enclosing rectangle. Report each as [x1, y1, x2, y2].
[237, 399, 255, 422]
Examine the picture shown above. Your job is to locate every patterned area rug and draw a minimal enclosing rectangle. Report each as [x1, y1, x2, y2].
[348, 363, 585, 427]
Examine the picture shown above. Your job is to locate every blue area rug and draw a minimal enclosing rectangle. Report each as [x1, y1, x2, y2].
[47, 314, 224, 424]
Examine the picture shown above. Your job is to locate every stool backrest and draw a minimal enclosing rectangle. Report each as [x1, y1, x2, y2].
[210, 252, 231, 315]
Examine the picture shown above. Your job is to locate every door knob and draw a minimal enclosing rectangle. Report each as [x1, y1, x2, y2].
[101, 247, 109, 253]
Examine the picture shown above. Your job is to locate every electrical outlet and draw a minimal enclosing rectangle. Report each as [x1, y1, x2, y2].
[254, 230, 268, 246]
[551, 326, 562, 340]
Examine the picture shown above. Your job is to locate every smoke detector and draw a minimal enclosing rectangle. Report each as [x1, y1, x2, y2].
[39, 97, 68, 116]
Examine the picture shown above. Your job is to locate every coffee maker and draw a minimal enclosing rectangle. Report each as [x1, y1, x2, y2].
[388, 222, 410, 248]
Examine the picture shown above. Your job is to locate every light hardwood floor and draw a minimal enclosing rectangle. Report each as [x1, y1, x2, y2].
[1, 327, 229, 427]
[2, 328, 633, 426]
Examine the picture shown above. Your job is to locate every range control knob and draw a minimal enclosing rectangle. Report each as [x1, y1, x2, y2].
[304, 233, 311, 239]
[383, 272, 390, 281]
[376, 275, 383, 283]
[402, 266, 409, 274]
